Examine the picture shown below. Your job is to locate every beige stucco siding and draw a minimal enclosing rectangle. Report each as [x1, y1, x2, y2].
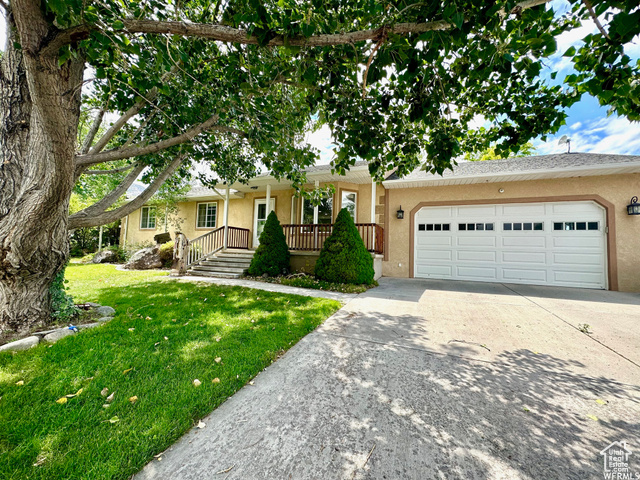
[121, 181, 384, 249]
[382, 173, 640, 292]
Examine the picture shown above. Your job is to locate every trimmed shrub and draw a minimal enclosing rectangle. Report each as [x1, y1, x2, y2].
[158, 241, 175, 268]
[314, 208, 374, 285]
[247, 211, 290, 277]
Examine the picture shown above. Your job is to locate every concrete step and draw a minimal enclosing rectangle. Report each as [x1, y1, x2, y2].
[212, 253, 255, 261]
[203, 257, 253, 265]
[199, 260, 251, 269]
[187, 270, 242, 279]
[191, 265, 246, 274]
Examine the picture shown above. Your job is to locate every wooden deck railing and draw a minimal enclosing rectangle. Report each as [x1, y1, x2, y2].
[281, 223, 384, 254]
[173, 226, 250, 273]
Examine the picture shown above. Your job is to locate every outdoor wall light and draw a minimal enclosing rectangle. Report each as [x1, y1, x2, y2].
[396, 206, 404, 219]
[627, 196, 640, 215]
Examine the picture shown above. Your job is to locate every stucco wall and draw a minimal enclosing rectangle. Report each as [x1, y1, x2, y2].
[120, 181, 385, 249]
[382, 173, 640, 292]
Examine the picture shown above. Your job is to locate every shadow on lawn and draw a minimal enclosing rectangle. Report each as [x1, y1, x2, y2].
[0, 279, 337, 480]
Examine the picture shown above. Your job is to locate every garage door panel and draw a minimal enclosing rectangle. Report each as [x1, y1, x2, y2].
[502, 236, 546, 248]
[457, 236, 496, 247]
[456, 205, 497, 216]
[502, 268, 547, 282]
[457, 250, 497, 262]
[456, 266, 498, 280]
[553, 271, 604, 286]
[553, 236, 603, 248]
[502, 251, 547, 264]
[417, 250, 453, 261]
[416, 265, 453, 277]
[414, 201, 606, 289]
[502, 204, 546, 216]
[416, 236, 452, 246]
[416, 207, 452, 219]
[553, 253, 604, 266]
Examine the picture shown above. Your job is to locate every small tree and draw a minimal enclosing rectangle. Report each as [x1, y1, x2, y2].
[247, 211, 291, 277]
[315, 208, 374, 285]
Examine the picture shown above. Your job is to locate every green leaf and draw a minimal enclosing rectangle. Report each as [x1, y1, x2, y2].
[113, 20, 125, 30]
[563, 46, 576, 57]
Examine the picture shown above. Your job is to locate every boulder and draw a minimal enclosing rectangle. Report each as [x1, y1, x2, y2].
[154, 232, 172, 244]
[78, 323, 101, 330]
[0, 336, 40, 352]
[97, 316, 114, 323]
[96, 306, 116, 316]
[92, 249, 116, 264]
[43, 328, 76, 343]
[124, 246, 162, 270]
[86, 302, 101, 308]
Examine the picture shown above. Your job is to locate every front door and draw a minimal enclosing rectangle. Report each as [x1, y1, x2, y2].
[253, 198, 275, 247]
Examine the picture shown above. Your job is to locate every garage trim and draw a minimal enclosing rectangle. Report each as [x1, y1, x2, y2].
[408, 195, 618, 290]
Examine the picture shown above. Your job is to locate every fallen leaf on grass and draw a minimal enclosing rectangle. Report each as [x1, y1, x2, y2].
[123, 368, 133, 375]
[164, 336, 168, 340]
[197, 420, 206, 429]
[103, 404, 110, 408]
[145, 316, 152, 320]
[102, 416, 120, 424]
[101, 387, 109, 397]
[106, 392, 115, 402]
[56, 397, 68, 404]
[129, 396, 138, 404]
[15, 380, 24, 386]
[128, 328, 135, 332]
[214, 357, 222, 364]
[193, 379, 201, 387]
[215, 337, 221, 342]
[212, 378, 220, 384]
[154, 342, 160, 347]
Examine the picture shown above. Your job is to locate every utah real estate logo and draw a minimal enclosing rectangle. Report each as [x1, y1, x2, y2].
[600, 441, 638, 479]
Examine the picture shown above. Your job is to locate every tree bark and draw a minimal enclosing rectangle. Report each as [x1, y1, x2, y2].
[0, 3, 84, 333]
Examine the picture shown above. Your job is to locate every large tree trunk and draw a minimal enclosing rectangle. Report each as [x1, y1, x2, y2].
[0, 7, 84, 333]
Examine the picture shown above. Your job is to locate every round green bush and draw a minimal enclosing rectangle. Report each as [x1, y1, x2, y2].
[247, 211, 291, 277]
[314, 208, 374, 285]
[158, 241, 174, 268]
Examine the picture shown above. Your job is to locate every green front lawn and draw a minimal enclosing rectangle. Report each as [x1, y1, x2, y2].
[0, 264, 341, 480]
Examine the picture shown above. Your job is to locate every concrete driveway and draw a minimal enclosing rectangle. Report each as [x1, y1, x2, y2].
[136, 278, 640, 480]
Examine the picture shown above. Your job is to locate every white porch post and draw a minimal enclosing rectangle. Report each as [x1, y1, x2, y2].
[371, 178, 376, 223]
[123, 215, 129, 247]
[223, 185, 230, 249]
[266, 184, 272, 215]
[313, 180, 319, 250]
[98, 225, 103, 252]
[313, 180, 319, 224]
[370, 178, 376, 249]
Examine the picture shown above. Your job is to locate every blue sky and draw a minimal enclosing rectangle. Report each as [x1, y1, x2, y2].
[307, 1, 640, 163]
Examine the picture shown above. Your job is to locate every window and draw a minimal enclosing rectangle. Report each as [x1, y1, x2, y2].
[140, 206, 156, 230]
[419, 223, 450, 231]
[341, 191, 357, 222]
[504, 222, 544, 231]
[302, 196, 333, 228]
[554, 221, 599, 231]
[459, 223, 493, 231]
[196, 202, 217, 229]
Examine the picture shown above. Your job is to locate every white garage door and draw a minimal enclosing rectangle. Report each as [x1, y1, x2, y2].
[414, 201, 607, 289]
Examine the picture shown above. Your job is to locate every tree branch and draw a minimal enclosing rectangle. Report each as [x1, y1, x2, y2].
[85, 164, 135, 175]
[41, 0, 550, 56]
[72, 163, 145, 222]
[582, 0, 610, 39]
[68, 155, 186, 229]
[80, 108, 106, 154]
[75, 114, 220, 167]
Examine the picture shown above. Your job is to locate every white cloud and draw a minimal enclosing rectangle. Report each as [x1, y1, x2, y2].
[534, 117, 640, 155]
[569, 121, 582, 130]
[305, 125, 336, 165]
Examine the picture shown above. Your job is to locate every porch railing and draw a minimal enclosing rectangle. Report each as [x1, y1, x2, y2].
[174, 226, 250, 271]
[281, 223, 384, 254]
